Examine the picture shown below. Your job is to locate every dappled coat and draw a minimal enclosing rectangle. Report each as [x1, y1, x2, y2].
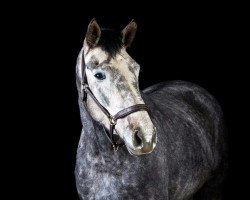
[75, 20, 227, 200]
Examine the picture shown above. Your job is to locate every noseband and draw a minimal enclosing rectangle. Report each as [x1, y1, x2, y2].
[81, 53, 149, 151]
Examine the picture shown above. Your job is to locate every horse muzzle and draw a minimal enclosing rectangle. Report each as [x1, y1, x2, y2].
[127, 127, 157, 155]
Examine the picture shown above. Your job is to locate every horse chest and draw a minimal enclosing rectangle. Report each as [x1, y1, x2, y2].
[76, 150, 161, 199]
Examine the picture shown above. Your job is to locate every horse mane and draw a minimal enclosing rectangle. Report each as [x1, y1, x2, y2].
[97, 28, 123, 57]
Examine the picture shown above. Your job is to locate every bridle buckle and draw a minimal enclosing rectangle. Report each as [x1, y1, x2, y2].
[109, 116, 117, 126]
[83, 83, 89, 91]
[112, 144, 119, 151]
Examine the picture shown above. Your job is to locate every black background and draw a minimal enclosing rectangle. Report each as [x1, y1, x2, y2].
[4, 2, 247, 199]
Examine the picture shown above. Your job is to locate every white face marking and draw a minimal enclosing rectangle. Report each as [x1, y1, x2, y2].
[80, 46, 156, 154]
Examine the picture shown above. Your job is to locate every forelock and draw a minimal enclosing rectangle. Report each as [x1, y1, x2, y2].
[97, 29, 123, 58]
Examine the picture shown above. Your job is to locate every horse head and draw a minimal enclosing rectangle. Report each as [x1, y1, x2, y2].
[79, 19, 156, 155]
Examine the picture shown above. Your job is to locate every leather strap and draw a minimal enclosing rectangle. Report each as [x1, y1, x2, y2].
[84, 85, 111, 118]
[113, 104, 149, 121]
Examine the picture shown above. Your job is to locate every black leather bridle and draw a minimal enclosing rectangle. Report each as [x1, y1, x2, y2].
[81, 53, 149, 151]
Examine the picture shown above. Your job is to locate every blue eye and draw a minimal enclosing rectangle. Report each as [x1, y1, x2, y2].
[94, 72, 106, 80]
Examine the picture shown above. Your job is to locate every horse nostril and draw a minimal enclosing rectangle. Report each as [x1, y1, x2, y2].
[134, 130, 142, 148]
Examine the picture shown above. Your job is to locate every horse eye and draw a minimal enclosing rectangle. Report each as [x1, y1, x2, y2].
[94, 72, 106, 80]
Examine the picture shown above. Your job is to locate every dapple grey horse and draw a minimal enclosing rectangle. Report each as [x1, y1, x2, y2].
[75, 19, 227, 199]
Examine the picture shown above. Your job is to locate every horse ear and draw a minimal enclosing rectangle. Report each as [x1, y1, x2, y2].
[122, 20, 137, 48]
[85, 18, 101, 48]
